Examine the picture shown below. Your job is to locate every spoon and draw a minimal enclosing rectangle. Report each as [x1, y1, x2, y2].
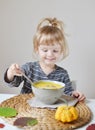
[21, 72, 33, 85]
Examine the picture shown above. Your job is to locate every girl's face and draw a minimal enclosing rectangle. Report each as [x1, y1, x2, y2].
[37, 44, 62, 65]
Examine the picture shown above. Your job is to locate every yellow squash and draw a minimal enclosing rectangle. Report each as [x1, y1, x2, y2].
[55, 105, 78, 123]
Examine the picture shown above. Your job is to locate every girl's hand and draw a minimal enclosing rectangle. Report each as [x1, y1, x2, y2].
[72, 91, 86, 101]
[7, 63, 22, 81]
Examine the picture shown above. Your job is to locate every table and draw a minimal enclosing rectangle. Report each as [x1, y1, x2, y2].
[0, 93, 95, 130]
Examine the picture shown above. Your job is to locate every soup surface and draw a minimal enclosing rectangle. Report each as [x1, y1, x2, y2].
[33, 81, 64, 89]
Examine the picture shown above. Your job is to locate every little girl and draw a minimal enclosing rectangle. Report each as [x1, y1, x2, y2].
[4, 17, 85, 101]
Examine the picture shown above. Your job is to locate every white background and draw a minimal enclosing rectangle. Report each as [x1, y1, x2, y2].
[0, 0, 95, 98]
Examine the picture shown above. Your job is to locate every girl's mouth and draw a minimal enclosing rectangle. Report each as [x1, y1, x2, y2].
[45, 59, 56, 62]
[46, 57, 55, 60]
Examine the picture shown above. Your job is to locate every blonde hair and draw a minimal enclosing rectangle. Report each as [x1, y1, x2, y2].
[33, 17, 69, 59]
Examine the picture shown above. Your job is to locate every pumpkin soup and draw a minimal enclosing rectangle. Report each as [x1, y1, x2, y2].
[33, 81, 64, 89]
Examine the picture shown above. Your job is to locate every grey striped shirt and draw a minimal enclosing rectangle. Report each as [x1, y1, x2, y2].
[4, 61, 74, 95]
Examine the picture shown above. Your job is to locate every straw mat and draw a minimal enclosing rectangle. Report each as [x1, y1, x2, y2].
[0, 94, 92, 130]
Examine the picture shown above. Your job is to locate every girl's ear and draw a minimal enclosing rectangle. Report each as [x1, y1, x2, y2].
[58, 52, 64, 61]
[32, 49, 39, 60]
[35, 50, 39, 56]
[34, 47, 38, 53]
[35, 50, 38, 54]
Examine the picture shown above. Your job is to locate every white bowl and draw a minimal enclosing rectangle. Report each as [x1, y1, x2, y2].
[32, 80, 65, 105]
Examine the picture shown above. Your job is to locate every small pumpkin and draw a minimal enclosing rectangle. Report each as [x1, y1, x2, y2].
[55, 105, 78, 123]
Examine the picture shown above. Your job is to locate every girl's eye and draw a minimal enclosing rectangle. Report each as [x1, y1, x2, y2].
[53, 50, 59, 53]
[42, 49, 48, 52]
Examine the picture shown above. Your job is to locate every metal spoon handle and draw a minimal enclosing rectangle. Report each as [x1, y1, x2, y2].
[21, 72, 33, 85]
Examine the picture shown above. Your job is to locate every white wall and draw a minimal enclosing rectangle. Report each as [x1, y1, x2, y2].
[0, 0, 95, 98]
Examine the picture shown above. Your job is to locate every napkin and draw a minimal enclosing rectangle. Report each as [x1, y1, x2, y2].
[27, 95, 78, 109]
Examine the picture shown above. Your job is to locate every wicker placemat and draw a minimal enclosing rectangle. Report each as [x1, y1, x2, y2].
[0, 94, 92, 130]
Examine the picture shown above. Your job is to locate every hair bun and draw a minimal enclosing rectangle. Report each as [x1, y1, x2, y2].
[49, 18, 57, 27]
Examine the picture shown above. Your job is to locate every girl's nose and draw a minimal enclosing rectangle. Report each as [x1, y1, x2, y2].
[47, 51, 53, 56]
